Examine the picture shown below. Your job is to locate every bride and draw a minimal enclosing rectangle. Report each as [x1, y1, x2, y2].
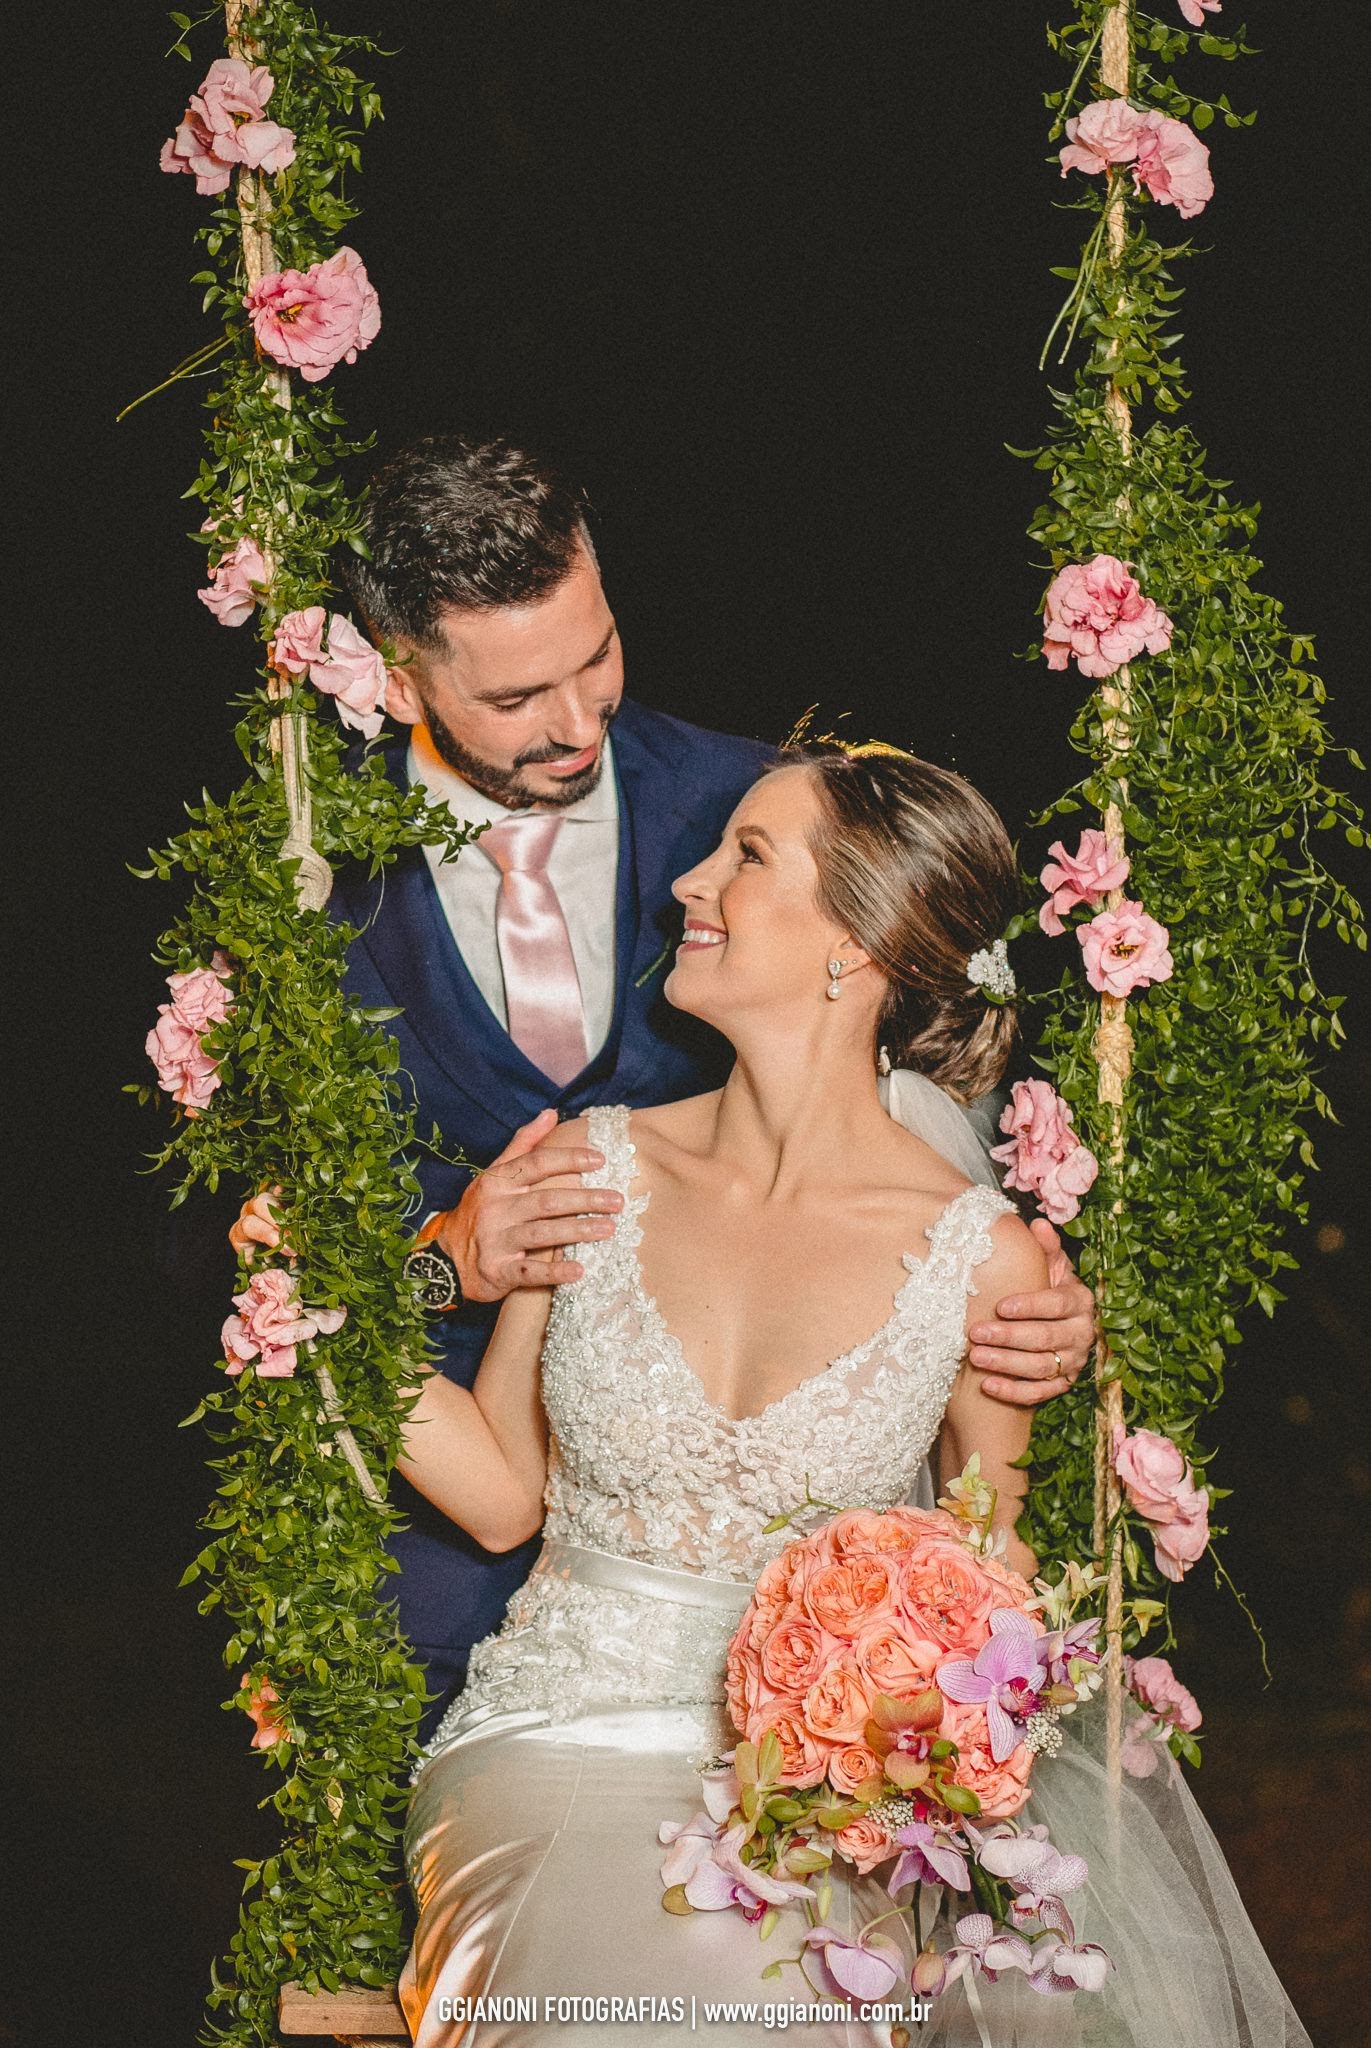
[393, 745, 1311, 2047]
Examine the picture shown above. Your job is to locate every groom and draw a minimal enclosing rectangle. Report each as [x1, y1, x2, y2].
[333, 431, 1094, 1737]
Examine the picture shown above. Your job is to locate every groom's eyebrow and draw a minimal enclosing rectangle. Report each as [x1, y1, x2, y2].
[472, 625, 617, 702]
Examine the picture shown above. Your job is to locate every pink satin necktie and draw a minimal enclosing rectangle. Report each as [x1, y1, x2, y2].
[479, 814, 589, 1086]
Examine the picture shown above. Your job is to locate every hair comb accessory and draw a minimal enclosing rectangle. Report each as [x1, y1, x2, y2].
[966, 937, 1016, 1001]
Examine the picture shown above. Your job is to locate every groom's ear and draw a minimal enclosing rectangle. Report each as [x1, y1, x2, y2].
[384, 654, 425, 725]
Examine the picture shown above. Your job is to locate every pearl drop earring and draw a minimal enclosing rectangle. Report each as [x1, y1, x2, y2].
[826, 958, 844, 1001]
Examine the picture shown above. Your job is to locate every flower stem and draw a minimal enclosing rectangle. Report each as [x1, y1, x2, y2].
[116, 336, 233, 423]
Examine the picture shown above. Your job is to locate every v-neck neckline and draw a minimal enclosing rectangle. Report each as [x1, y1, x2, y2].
[615, 1119, 984, 1430]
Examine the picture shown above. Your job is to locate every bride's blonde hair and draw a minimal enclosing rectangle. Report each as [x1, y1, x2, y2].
[777, 738, 1020, 1104]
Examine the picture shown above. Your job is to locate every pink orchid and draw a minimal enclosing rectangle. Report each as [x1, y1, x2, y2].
[1039, 830, 1130, 937]
[1059, 98, 1148, 178]
[1027, 1931, 1113, 1995]
[937, 1610, 1043, 1763]
[658, 1812, 725, 1889]
[1179, 0, 1221, 24]
[1078, 901, 1174, 997]
[947, 1913, 1037, 1982]
[245, 246, 380, 382]
[803, 1924, 905, 2003]
[1036, 1617, 1103, 1690]
[221, 1268, 347, 1380]
[973, 1828, 1089, 1930]
[1132, 112, 1214, 219]
[1042, 555, 1173, 680]
[991, 1079, 1099, 1226]
[1125, 1655, 1202, 1733]
[683, 1823, 813, 1919]
[888, 1818, 972, 1896]
[912, 1945, 968, 1998]
[198, 532, 269, 628]
[698, 1757, 741, 1823]
[160, 59, 295, 196]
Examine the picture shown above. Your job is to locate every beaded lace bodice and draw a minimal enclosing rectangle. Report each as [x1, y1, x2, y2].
[424, 1104, 1014, 1758]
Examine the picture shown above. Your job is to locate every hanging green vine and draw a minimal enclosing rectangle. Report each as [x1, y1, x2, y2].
[132, 6, 477, 2041]
[1006, 1, 1365, 1692]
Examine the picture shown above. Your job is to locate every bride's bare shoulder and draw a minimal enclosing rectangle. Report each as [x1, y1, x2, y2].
[626, 1092, 724, 1158]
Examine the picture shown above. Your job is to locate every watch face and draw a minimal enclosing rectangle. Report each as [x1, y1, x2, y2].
[405, 1245, 460, 1311]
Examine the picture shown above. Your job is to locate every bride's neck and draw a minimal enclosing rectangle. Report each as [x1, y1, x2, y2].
[706, 1035, 890, 1197]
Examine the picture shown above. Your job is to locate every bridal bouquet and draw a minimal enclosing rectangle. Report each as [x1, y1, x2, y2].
[660, 1465, 1112, 2012]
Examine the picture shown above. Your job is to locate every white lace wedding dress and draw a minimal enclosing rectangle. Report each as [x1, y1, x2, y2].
[399, 1106, 1312, 2048]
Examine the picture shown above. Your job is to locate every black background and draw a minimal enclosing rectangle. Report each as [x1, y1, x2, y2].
[9, 6, 1368, 2045]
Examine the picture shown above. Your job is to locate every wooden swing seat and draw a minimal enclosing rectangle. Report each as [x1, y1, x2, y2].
[278, 1978, 408, 2043]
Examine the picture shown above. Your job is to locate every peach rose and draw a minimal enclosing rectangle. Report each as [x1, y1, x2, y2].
[240, 1673, 288, 1750]
[803, 1555, 895, 1639]
[804, 1660, 874, 1744]
[746, 1545, 810, 1648]
[831, 1816, 896, 1876]
[940, 1701, 1033, 1820]
[851, 1619, 943, 1698]
[826, 1742, 885, 1799]
[897, 1541, 1000, 1652]
[761, 1617, 831, 1695]
[755, 1706, 829, 1790]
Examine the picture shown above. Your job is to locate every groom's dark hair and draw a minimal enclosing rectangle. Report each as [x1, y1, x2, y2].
[345, 432, 593, 652]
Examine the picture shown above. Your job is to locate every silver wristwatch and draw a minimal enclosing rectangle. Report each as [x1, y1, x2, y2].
[404, 1240, 462, 1311]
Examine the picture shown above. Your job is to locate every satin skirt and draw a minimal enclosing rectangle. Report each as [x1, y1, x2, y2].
[399, 1545, 1313, 2048]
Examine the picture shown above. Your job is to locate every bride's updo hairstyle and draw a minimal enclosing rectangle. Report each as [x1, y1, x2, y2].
[785, 743, 1020, 1104]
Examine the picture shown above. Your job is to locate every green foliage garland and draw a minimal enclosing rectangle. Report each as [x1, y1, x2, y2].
[135, 6, 476, 2040]
[1015, 1, 1365, 1697]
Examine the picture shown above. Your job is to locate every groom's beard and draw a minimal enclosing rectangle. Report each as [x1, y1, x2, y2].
[420, 698, 619, 810]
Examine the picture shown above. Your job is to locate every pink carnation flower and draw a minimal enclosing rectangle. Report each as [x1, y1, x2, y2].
[1132, 112, 1214, 221]
[239, 1673, 289, 1750]
[271, 606, 327, 675]
[145, 960, 234, 1114]
[159, 58, 295, 196]
[1078, 902, 1174, 997]
[197, 532, 269, 628]
[990, 1079, 1099, 1226]
[1125, 1655, 1202, 1733]
[221, 1267, 347, 1380]
[1151, 1477, 1210, 1583]
[245, 246, 380, 382]
[1179, 0, 1221, 24]
[1039, 829, 1130, 937]
[1042, 555, 1173, 680]
[1059, 98, 1147, 178]
[273, 609, 388, 737]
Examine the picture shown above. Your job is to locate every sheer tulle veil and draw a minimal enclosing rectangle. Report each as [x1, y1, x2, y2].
[880, 1068, 1312, 2048]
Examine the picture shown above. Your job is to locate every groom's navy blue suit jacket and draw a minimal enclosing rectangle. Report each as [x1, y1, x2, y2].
[331, 697, 773, 1733]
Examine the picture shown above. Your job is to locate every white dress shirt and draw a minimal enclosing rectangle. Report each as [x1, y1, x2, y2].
[408, 726, 621, 1062]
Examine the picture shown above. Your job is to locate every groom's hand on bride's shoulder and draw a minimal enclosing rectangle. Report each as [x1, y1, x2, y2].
[966, 1218, 1094, 1407]
[437, 1108, 625, 1302]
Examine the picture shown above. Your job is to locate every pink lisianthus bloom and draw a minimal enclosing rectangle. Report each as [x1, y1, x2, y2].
[145, 959, 234, 1113]
[1125, 1655, 1202, 1733]
[307, 614, 389, 737]
[803, 1924, 904, 2003]
[1059, 97, 1147, 178]
[1111, 1425, 1188, 1521]
[1078, 901, 1174, 997]
[1042, 555, 1174, 680]
[1179, 0, 1221, 25]
[239, 1673, 289, 1749]
[1150, 1477, 1210, 1582]
[159, 59, 295, 196]
[272, 606, 328, 675]
[990, 1078, 1099, 1226]
[198, 532, 269, 628]
[221, 1267, 347, 1380]
[245, 246, 380, 382]
[1039, 830, 1131, 937]
[1132, 111, 1214, 219]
